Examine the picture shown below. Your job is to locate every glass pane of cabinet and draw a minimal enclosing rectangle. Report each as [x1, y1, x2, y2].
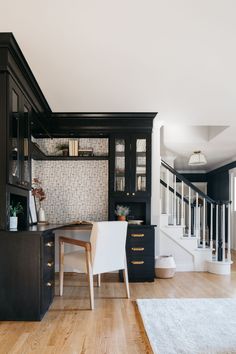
[22, 105, 30, 185]
[114, 139, 125, 192]
[10, 89, 20, 181]
[135, 138, 146, 192]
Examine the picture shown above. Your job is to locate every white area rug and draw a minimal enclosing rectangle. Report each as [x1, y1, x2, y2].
[137, 298, 236, 354]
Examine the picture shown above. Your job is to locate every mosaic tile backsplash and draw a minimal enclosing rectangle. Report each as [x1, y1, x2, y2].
[32, 160, 108, 224]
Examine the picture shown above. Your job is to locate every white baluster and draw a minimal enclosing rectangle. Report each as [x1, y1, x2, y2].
[216, 204, 219, 260]
[177, 197, 180, 225]
[210, 204, 213, 250]
[188, 187, 191, 237]
[174, 175, 176, 225]
[181, 181, 184, 226]
[222, 204, 225, 262]
[166, 170, 169, 223]
[203, 198, 206, 248]
[228, 203, 231, 262]
[195, 192, 199, 244]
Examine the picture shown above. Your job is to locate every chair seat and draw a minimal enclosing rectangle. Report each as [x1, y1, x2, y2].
[64, 250, 87, 273]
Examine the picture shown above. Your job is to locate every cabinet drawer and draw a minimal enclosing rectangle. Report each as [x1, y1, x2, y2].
[127, 228, 153, 239]
[127, 256, 154, 282]
[126, 229, 154, 247]
[41, 278, 54, 317]
[127, 244, 153, 257]
[42, 232, 55, 287]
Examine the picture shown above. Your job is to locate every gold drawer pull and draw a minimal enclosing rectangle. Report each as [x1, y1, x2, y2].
[47, 262, 54, 267]
[131, 247, 144, 251]
[130, 233, 144, 237]
[131, 261, 144, 265]
[46, 282, 52, 287]
[45, 241, 54, 247]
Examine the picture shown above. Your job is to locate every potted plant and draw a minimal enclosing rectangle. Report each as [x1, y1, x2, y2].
[115, 205, 130, 221]
[9, 202, 23, 229]
[56, 143, 69, 156]
[32, 178, 46, 222]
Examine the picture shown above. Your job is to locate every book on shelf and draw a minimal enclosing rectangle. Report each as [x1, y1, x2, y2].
[78, 148, 93, 157]
[69, 139, 79, 156]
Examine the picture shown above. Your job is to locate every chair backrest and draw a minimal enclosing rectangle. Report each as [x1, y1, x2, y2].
[90, 221, 128, 275]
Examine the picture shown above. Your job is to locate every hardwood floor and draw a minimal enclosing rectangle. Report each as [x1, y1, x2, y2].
[1, 255, 236, 354]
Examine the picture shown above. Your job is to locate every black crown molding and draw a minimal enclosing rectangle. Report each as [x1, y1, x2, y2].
[0, 32, 51, 113]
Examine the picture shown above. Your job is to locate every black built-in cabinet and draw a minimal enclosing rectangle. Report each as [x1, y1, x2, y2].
[0, 230, 55, 321]
[109, 134, 155, 281]
[0, 33, 157, 321]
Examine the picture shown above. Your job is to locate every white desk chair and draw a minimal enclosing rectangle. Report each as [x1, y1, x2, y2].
[59, 221, 130, 309]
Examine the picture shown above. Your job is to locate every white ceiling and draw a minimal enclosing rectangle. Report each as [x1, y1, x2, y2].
[1, 1, 236, 170]
[161, 124, 236, 172]
[1, 0, 236, 126]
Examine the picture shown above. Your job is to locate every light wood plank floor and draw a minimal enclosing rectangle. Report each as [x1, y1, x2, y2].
[1, 255, 236, 354]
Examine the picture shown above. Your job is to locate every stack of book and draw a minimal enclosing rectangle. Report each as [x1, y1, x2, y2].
[69, 139, 79, 156]
[78, 148, 93, 157]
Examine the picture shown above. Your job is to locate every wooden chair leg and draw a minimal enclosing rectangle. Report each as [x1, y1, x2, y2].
[59, 239, 64, 296]
[123, 258, 130, 299]
[97, 274, 101, 287]
[86, 249, 94, 309]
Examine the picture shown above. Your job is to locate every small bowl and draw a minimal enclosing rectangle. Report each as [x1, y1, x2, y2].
[128, 220, 144, 225]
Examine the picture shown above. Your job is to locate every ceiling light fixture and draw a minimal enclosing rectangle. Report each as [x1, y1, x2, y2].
[188, 151, 207, 166]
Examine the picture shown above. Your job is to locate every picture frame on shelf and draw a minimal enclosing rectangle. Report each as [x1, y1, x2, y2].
[29, 190, 37, 224]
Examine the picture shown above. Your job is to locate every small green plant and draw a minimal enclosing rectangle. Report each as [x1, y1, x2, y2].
[10, 202, 24, 217]
[115, 205, 130, 216]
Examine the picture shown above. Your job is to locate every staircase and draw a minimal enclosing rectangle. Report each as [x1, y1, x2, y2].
[160, 160, 232, 274]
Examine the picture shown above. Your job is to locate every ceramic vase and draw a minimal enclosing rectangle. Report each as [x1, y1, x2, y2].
[10, 216, 18, 230]
[38, 206, 46, 222]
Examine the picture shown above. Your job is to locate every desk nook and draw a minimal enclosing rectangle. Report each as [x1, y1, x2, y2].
[0, 33, 157, 320]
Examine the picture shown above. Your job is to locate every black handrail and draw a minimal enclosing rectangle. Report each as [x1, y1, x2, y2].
[161, 159, 230, 205]
[160, 179, 191, 205]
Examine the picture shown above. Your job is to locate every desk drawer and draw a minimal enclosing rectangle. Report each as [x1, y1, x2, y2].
[127, 256, 154, 282]
[41, 278, 54, 317]
[126, 228, 154, 257]
[127, 244, 153, 257]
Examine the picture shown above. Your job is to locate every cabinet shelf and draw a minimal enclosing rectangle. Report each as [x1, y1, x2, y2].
[31, 143, 109, 161]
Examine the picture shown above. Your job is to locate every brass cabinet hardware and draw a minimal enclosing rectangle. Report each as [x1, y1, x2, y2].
[131, 261, 144, 265]
[45, 241, 54, 247]
[47, 261, 54, 267]
[46, 282, 52, 287]
[130, 233, 144, 237]
[131, 247, 144, 251]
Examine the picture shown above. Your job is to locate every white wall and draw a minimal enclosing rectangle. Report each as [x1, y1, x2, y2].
[1, 1, 236, 125]
[151, 118, 162, 257]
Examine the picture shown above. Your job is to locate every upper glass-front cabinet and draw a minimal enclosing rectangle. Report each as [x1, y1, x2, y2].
[135, 138, 147, 192]
[8, 76, 31, 189]
[114, 139, 126, 192]
[110, 134, 151, 197]
[9, 88, 20, 183]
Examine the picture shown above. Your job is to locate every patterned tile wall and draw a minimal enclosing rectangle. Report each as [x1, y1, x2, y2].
[32, 160, 108, 224]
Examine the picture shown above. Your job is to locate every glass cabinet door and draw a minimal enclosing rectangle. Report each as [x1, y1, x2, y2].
[135, 138, 147, 192]
[9, 88, 20, 184]
[22, 103, 31, 186]
[114, 139, 126, 192]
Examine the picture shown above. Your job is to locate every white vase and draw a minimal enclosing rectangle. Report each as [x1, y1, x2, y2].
[38, 206, 46, 222]
[10, 216, 18, 230]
